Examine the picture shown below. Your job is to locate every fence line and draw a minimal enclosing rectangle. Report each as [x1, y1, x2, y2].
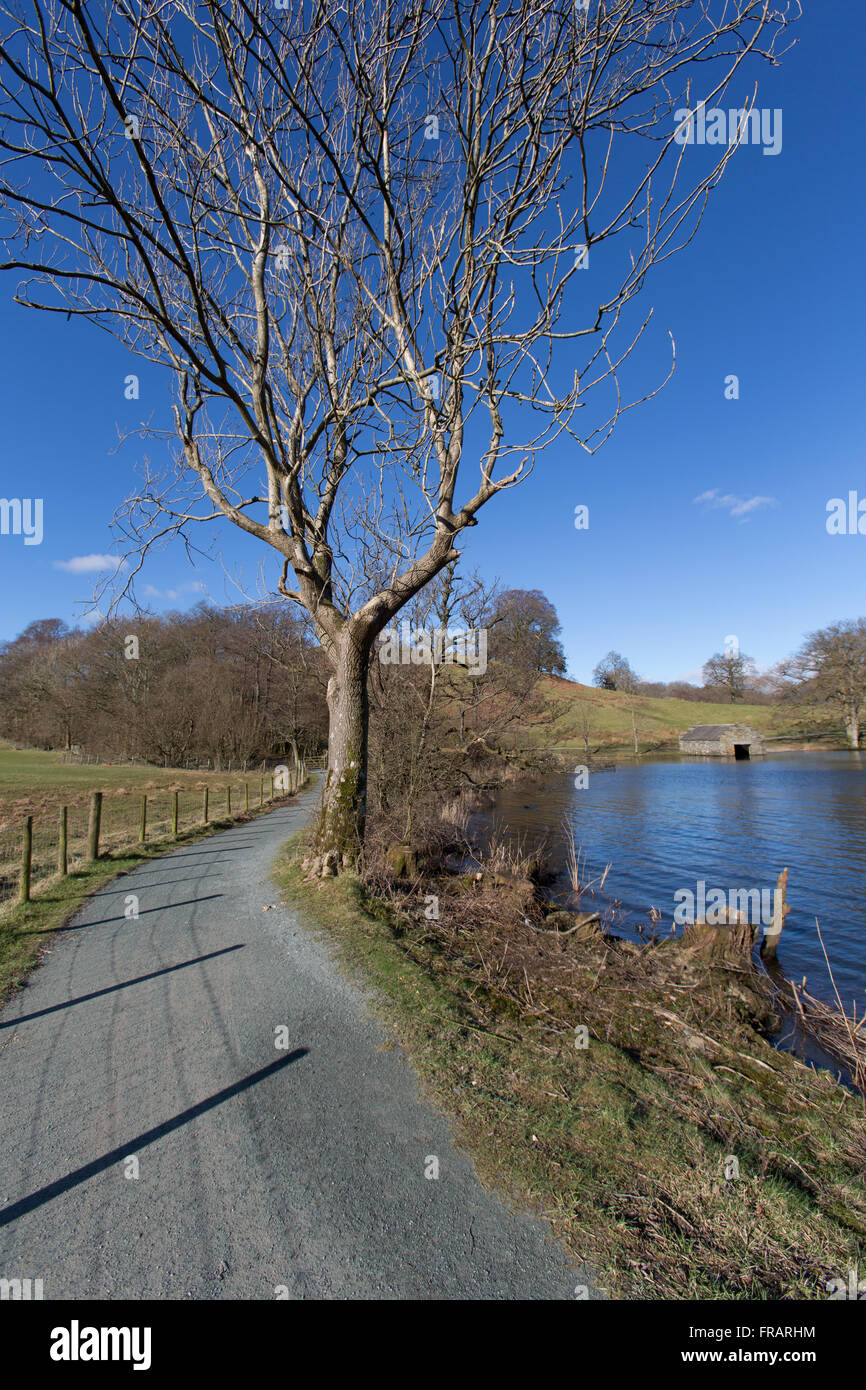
[0, 760, 306, 913]
[58, 750, 320, 772]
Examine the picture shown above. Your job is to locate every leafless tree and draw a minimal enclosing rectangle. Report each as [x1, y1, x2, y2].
[592, 649, 638, 691]
[0, 0, 797, 857]
[575, 696, 595, 757]
[0, 606, 328, 764]
[776, 619, 866, 750]
[702, 648, 757, 702]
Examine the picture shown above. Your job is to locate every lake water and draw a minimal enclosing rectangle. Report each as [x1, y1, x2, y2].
[476, 752, 866, 1013]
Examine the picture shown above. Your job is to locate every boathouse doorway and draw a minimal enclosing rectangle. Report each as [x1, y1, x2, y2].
[733, 743, 750, 760]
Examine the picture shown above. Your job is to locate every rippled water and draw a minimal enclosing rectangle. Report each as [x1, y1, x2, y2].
[476, 752, 866, 1012]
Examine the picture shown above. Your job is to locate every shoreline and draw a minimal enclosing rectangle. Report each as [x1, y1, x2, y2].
[464, 753, 865, 1025]
[279, 839, 866, 1300]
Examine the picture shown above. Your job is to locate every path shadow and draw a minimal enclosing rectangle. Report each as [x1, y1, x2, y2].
[0, 945, 244, 1029]
[0, 1049, 309, 1228]
[77, 878, 205, 896]
[36, 894, 225, 934]
[163, 845, 255, 857]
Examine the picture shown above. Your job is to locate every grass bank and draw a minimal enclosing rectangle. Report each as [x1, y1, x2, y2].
[0, 787, 308, 1011]
[276, 844, 866, 1300]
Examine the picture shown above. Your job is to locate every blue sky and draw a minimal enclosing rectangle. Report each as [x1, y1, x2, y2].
[1, 2, 863, 684]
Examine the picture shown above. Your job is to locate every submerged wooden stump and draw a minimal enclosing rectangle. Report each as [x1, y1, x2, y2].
[681, 917, 756, 963]
[761, 868, 790, 961]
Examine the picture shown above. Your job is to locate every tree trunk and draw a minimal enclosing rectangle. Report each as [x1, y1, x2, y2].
[847, 705, 860, 749]
[318, 630, 371, 861]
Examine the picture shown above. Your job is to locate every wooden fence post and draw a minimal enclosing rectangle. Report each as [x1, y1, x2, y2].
[58, 805, 68, 876]
[226, 786, 232, 817]
[19, 816, 32, 903]
[259, 778, 264, 806]
[87, 792, 102, 861]
[202, 787, 209, 824]
[172, 790, 179, 838]
[139, 794, 147, 843]
[271, 774, 275, 801]
[244, 782, 249, 813]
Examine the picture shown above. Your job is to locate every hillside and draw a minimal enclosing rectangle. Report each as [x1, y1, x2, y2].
[509, 678, 836, 754]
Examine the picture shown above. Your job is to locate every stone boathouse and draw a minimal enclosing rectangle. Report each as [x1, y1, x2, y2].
[678, 724, 766, 759]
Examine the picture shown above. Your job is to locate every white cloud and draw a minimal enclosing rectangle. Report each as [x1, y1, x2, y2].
[142, 580, 207, 601]
[53, 553, 124, 574]
[693, 489, 777, 522]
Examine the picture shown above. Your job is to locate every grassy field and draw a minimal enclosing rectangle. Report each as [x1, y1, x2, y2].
[0, 744, 297, 833]
[513, 678, 836, 754]
[0, 742, 304, 911]
[0, 743, 264, 827]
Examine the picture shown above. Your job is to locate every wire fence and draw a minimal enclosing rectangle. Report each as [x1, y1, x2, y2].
[58, 751, 291, 771]
[0, 761, 307, 914]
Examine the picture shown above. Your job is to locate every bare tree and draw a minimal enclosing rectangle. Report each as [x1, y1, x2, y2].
[613, 661, 641, 754]
[574, 696, 595, 757]
[0, 0, 796, 859]
[0, 605, 328, 764]
[702, 648, 757, 702]
[776, 619, 866, 750]
[489, 590, 567, 677]
[592, 650, 638, 691]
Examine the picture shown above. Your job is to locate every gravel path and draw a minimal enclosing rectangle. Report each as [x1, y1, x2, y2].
[0, 782, 594, 1300]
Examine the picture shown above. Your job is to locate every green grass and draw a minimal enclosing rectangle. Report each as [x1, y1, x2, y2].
[517, 679, 837, 753]
[0, 743, 183, 791]
[0, 742, 262, 821]
[276, 845, 866, 1301]
[0, 742, 301, 906]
